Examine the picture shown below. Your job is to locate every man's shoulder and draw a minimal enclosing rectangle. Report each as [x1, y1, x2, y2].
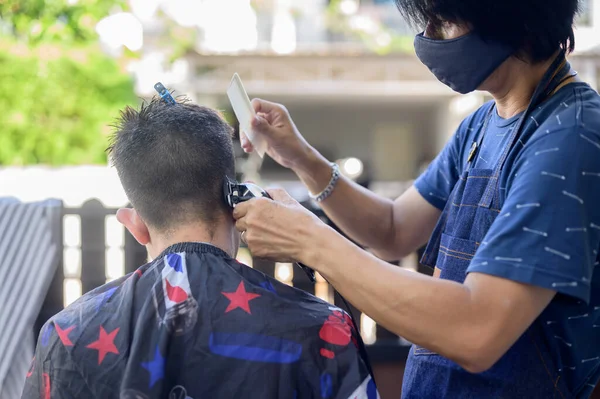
[61, 275, 129, 315]
[238, 265, 358, 333]
[526, 87, 600, 152]
[492, 83, 600, 166]
[533, 83, 600, 133]
[258, 275, 360, 345]
[247, 268, 337, 314]
[573, 84, 600, 136]
[39, 275, 133, 354]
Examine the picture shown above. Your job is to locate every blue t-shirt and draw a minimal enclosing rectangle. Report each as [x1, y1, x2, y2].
[415, 82, 600, 395]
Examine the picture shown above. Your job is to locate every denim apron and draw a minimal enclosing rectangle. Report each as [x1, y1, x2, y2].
[402, 54, 575, 398]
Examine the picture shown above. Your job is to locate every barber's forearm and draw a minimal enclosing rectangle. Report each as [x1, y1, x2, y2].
[304, 225, 487, 372]
[293, 148, 397, 255]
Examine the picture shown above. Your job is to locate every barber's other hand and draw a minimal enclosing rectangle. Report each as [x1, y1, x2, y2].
[233, 188, 324, 264]
[241, 99, 313, 170]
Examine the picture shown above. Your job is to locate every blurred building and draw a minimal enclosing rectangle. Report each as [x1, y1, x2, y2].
[118, 0, 600, 199]
[3, 0, 600, 308]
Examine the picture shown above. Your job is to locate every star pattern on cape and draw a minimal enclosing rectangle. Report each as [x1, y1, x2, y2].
[95, 287, 117, 311]
[55, 323, 75, 347]
[26, 357, 35, 378]
[141, 346, 165, 388]
[221, 281, 261, 314]
[41, 324, 54, 347]
[260, 280, 277, 294]
[86, 326, 120, 365]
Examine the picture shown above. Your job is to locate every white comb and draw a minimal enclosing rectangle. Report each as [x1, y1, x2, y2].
[227, 73, 267, 158]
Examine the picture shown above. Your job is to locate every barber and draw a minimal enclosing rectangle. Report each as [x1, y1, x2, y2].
[233, 0, 600, 397]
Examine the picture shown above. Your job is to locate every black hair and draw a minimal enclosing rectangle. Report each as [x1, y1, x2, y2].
[395, 0, 580, 63]
[107, 96, 235, 234]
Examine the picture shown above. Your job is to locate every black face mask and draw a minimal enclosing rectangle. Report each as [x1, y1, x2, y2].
[414, 31, 515, 94]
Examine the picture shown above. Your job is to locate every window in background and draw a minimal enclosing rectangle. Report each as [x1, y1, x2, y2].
[236, 247, 254, 268]
[360, 313, 377, 344]
[315, 272, 334, 303]
[275, 262, 294, 286]
[64, 279, 82, 308]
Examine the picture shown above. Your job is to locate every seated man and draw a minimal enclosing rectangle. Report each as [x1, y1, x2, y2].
[22, 97, 377, 399]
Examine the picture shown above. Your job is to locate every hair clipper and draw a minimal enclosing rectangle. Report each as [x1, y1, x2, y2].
[223, 177, 317, 283]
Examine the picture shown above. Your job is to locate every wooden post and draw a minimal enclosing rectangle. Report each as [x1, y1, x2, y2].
[79, 199, 108, 294]
[124, 220, 148, 274]
[251, 257, 275, 278]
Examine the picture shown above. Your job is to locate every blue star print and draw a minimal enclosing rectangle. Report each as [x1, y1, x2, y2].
[141, 346, 165, 388]
[41, 324, 54, 347]
[260, 280, 277, 294]
[166, 253, 183, 273]
[96, 287, 117, 311]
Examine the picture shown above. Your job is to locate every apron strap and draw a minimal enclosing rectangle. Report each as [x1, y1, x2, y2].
[479, 51, 572, 208]
[466, 104, 495, 170]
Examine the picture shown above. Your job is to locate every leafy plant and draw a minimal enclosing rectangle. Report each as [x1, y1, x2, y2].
[0, 42, 136, 165]
[0, 0, 136, 165]
[0, 0, 126, 44]
[325, 0, 414, 55]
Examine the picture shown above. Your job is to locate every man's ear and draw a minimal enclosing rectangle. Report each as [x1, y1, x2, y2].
[116, 208, 150, 246]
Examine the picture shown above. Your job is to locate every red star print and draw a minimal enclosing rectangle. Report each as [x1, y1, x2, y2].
[86, 326, 120, 365]
[319, 311, 352, 346]
[320, 348, 335, 359]
[221, 281, 261, 314]
[43, 373, 50, 399]
[26, 357, 34, 378]
[319, 310, 354, 359]
[55, 323, 75, 347]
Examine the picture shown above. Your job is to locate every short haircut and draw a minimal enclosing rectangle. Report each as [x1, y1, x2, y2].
[395, 0, 579, 63]
[107, 96, 235, 233]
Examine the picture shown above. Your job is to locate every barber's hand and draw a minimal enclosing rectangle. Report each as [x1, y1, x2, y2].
[233, 188, 325, 264]
[241, 99, 313, 170]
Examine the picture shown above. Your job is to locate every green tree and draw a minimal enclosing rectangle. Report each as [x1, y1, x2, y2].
[324, 0, 414, 55]
[0, 0, 136, 165]
[0, 0, 126, 44]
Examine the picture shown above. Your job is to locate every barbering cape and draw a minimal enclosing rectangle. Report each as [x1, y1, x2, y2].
[22, 243, 378, 399]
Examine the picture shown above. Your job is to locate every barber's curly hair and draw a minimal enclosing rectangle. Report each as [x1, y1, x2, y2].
[107, 95, 235, 232]
[395, 0, 580, 63]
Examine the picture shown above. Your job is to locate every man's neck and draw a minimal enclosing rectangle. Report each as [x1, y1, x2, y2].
[482, 46, 584, 119]
[486, 57, 557, 119]
[147, 219, 238, 260]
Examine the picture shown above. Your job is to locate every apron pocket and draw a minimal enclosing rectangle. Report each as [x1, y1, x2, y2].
[437, 233, 481, 283]
[413, 345, 438, 356]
